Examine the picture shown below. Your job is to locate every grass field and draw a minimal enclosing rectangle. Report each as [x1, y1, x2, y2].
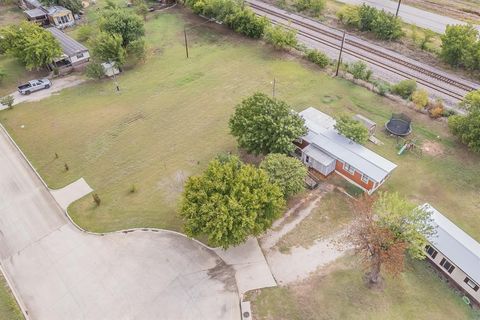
[248, 257, 480, 320]
[0, 8, 479, 239]
[0, 274, 23, 320]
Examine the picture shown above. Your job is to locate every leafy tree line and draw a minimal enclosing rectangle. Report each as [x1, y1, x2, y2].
[0, 22, 62, 70]
[41, 0, 83, 14]
[337, 4, 404, 41]
[185, 0, 268, 39]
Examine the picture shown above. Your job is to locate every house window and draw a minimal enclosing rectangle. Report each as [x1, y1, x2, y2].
[305, 155, 310, 164]
[440, 258, 455, 274]
[76, 53, 84, 59]
[343, 163, 355, 175]
[464, 277, 479, 292]
[425, 245, 437, 259]
[361, 174, 369, 184]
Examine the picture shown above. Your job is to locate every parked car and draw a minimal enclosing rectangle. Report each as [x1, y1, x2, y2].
[17, 79, 52, 95]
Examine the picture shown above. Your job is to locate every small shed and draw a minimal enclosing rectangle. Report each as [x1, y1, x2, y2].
[353, 114, 376, 136]
[24, 8, 49, 26]
[47, 6, 75, 28]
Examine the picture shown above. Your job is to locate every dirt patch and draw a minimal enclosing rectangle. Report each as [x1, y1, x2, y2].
[422, 140, 444, 157]
[157, 170, 188, 202]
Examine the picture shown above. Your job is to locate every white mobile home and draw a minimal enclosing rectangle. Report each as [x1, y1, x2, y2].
[423, 204, 480, 305]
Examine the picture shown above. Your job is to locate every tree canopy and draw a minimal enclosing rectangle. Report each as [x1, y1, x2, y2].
[449, 110, 480, 153]
[260, 153, 307, 198]
[99, 9, 145, 47]
[461, 89, 480, 112]
[0, 22, 62, 70]
[348, 192, 434, 287]
[440, 24, 480, 71]
[334, 115, 369, 144]
[181, 155, 285, 249]
[229, 92, 307, 155]
[92, 32, 126, 66]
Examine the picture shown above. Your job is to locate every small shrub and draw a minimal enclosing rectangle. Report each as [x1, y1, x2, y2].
[429, 100, 445, 118]
[77, 25, 94, 42]
[64, 163, 69, 171]
[348, 60, 372, 81]
[225, 8, 268, 39]
[358, 4, 378, 32]
[294, 0, 326, 16]
[391, 79, 417, 99]
[0, 95, 14, 109]
[264, 25, 298, 50]
[337, 5, 360, 27]
[443, 108, 456, 117]
[420, 29, 435, 50]
[305, 49, 330, 68]
[92, 193, 101, 206]
[373, 80, 390, 96]
[370, 10, 404, 41]
[86, 62, 105, 79]
[411, 89, 429, 110]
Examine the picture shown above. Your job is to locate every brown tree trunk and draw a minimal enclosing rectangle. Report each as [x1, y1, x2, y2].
[365, 253, 383, 288]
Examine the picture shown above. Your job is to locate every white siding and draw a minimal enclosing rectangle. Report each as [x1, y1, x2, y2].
[426, 245, 480, 304]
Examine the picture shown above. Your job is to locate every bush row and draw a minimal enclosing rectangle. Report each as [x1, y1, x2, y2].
[337, 4, 404, 41]
[185, 0, 268, 39]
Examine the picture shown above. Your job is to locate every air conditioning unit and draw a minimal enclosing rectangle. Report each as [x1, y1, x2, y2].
[241, 301, 251, 320]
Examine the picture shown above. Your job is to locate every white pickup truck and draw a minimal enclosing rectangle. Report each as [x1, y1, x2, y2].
[17, 79, 52, 95]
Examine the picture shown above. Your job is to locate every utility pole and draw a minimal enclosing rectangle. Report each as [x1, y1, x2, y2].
[335, 31, 346, 77]
[184, 27, 189, 58]
[395, 0, 402, 17]
[110, 62, 120, 92]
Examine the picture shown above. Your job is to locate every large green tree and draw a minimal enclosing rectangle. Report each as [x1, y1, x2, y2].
[99, 9, 145, 47]
[334, 115, 369, 144]
[260, 153, 307, 198]
[449, 111, 480, 153]
[349, 192, 434, 287]
[0, 22, 62, 70]
[181, 155, 285, 249]
[440, 24, 480, 70]
[461, 89, 480, 112]
[229, 92, 307, 155]
[92, 32, 126, 66]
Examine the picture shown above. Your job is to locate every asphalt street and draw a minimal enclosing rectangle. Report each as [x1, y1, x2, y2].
[0, 127, 240, 320]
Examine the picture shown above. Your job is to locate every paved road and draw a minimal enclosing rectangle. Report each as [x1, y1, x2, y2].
[336, 0, 480, 34]
[0, 127, 240, 320]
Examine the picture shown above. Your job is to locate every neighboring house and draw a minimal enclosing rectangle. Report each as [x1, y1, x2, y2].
[24, 7, 49, 26]
[47, 27, 90, 68]
[46, 6, 75, 28]
[422, 204, 480, 305]
[295, 107, 397, 194]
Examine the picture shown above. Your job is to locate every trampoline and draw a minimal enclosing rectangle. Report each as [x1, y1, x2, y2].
[385, 113, 412, 136]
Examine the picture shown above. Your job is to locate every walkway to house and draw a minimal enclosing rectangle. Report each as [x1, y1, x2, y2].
[259, 184, 352, 284]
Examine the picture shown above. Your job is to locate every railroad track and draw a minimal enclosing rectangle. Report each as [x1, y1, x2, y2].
[248, 1, 478, 101]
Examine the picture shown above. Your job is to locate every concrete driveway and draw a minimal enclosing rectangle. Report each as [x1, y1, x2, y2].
[0, 128, 240, 320]
[0, 76, 85, 110]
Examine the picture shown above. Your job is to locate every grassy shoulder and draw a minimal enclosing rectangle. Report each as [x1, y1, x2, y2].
[0, 8, 479, 239]
[248, 256, 480, 320]
[0, 274, 23, 320]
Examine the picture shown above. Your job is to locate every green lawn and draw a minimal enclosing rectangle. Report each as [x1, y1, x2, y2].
[0, 274, 23, 320]
[248, 257, 480, 320]
[1, 8, 479, 240]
